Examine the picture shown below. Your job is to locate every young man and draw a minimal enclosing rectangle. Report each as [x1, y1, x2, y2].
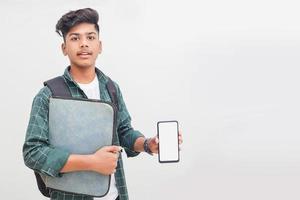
[23, 8, 182, 200]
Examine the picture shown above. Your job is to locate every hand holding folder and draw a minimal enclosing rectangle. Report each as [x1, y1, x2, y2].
[60, 145, 122, 175]
[89, 146, 122, 175]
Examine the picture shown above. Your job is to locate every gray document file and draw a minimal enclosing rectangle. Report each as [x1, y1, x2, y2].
[41, 97, 116, 197]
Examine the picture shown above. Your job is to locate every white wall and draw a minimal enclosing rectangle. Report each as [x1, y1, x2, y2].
[0, 0, 300, 199]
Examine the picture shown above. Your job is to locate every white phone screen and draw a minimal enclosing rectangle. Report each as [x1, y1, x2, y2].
[157, 121, 179, 163]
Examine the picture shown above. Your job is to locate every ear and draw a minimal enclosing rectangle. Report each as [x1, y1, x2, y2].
[98, 40, 102, 54]
[61, 43, 67, 56]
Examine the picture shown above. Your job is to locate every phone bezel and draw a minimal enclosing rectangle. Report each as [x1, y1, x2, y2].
[157, 120, 180, 163]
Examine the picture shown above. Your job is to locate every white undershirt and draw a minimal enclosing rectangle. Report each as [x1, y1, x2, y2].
[77, 75, 119, 200]
[77, 75, 100, 100]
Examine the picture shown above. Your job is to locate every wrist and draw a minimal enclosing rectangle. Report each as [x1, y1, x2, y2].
[133, 136, 146, 152]
[86, 154, 96, 171]
[143, 138, 153, 155]
[61, 154, 94, 173]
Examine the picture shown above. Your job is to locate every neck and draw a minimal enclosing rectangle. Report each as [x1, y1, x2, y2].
[69, 65, 96, 84]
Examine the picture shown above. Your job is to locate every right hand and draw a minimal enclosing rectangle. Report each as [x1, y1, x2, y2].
[89, 145, 121, 175]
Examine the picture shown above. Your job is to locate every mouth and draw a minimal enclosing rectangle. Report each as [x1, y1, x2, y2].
[77, 51, 92, 59]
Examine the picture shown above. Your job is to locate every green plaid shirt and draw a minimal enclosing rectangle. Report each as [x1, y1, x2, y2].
[23, 67, 144, 200]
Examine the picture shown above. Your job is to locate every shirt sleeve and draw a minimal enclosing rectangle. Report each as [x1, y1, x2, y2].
[23, 87, 70, 177]
[114, 83, 145, 157]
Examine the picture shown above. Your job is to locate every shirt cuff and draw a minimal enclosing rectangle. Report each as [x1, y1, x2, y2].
[126, 130, 144, 157]
[41, 148, 70, 177]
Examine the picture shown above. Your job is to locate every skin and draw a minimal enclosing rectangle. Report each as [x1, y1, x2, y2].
[60, 23, 183, 175]
[61, 23, 101, 84]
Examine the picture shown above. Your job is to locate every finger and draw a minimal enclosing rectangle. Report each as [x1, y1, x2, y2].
[155, 137, 159, 144]
[153, 146, 159, 153]
[178, 136, 183, 144]
[112, 148, 123, 157]
[111, 152, 119, 159]
[152, 150, 158, 154]
[112, 152, 119, 160]
[178, 130, 182, 136]
[103, 145, 122, 153]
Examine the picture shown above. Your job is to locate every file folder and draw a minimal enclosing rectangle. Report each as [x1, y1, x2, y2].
[41, 97, 116, 197]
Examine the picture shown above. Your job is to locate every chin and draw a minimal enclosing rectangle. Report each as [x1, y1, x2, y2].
[73, 61, 94, 69]
[80, 64, 93, 68]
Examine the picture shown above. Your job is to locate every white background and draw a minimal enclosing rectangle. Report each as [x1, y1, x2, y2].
[0, 0, 300, 199]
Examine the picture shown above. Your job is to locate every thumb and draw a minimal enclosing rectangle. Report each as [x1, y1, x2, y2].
[155, 136, 159, 144]
[102, 145, 121, 153]
[149, 136, 159, 144]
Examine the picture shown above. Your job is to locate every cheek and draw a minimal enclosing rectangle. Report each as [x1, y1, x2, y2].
[66, 52, 78, 62]
[65, 43, 77, 54]
[93, 43, 101, 53]
[67, 49, 78, 58]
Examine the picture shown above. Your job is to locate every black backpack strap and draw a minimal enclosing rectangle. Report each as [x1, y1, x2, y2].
[44, 75, 118, 110]
[34, 172, 51, 197]
[106, 77, 119, 111]
[44, 76, 72, 97]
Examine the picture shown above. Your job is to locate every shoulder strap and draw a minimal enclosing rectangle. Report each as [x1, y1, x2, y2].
[106, 77, 119, 110]
[44, 75, 118, 109]
[44, 76, 72, 97]
[34, 172, 50, 197]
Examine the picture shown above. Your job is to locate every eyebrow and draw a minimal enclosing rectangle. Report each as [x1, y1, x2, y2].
[68, 32, 97, 37]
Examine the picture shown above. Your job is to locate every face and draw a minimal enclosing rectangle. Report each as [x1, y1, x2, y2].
[62, 23, 102, 69]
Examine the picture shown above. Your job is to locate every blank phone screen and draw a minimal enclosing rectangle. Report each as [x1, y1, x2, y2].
[157, 121, 179, 163]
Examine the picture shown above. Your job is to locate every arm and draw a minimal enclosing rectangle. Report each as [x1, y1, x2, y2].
[60, 146, 121, 175]
[133, 137, 146, 152]
[114, 83, 145, 157]
[23, 87, 70, 177]
[133, 136, 158, 154]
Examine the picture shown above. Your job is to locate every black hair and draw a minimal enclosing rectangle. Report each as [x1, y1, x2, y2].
[55, 8, 99, 40]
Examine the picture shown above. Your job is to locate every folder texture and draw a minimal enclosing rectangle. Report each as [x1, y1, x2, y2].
[41, 97, 115, 197]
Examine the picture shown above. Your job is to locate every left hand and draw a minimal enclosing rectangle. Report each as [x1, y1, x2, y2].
[148, 131, 183, 154]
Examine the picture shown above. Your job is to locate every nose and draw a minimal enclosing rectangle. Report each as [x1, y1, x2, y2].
[80, 39, 89, 48]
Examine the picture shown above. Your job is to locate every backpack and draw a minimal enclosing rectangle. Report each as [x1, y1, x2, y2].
[34, 75, 119, 197]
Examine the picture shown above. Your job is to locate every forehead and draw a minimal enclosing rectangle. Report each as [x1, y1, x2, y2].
[66, 23, 98, 36]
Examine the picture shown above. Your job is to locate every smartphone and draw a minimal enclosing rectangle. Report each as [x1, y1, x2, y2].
[157, 121, 179, 163]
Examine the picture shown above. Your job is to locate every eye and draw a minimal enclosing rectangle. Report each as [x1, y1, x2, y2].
[87, 36, 95, 40]
[70, 37, 79, 41]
